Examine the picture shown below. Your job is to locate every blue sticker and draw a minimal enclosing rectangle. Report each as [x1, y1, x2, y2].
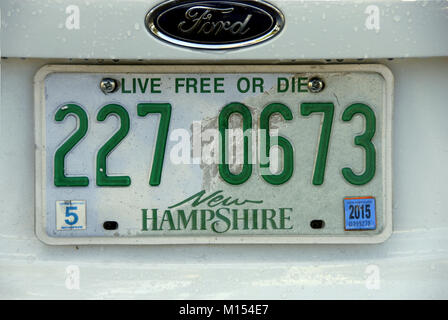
[344, 197, 376, 230]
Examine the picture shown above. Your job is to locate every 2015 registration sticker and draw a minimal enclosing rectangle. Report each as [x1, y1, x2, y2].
[344, 197, 376, 231]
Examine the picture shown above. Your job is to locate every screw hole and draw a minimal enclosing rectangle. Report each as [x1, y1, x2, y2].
[310, 220, 325, 229]
[103, 221, 118, 230]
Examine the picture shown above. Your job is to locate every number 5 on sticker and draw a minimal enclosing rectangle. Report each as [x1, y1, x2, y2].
[56, 200, 86, 230]
[64, 206, 79, 225]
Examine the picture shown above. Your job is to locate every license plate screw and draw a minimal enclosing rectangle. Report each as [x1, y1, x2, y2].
[100, 78, 119, 94]
[308, 77, 325, 93]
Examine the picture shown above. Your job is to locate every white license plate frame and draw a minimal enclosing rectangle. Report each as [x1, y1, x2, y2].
[34, 64, 393, 245]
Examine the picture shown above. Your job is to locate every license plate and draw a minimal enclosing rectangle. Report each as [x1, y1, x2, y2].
[34, 64, 393, 244]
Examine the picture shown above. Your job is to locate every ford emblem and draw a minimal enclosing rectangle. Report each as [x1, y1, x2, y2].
[145, 0, 285, 50]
